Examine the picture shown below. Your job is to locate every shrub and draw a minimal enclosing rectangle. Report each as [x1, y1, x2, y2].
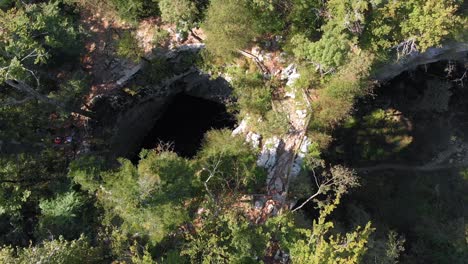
[196, 129, 266, 193]
[0, 235, 102, 263]
[36, 191, 87, 240]
[152, 28, 170, 46]
[230, 71, 272, 116]
[116, 31, 144, 62]
[311, 51, 374, 129]
[202, 0, 260, 60]
[158, 0, 198, 31]
[109, 0, 158, 22]
[255, 110, 290, 137]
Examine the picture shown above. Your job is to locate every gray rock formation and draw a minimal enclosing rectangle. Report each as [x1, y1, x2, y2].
[92, 45, 230, 159]
[373, 42, 468, 81]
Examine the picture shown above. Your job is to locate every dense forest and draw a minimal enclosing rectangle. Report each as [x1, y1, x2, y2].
[0, 0, 467, 263]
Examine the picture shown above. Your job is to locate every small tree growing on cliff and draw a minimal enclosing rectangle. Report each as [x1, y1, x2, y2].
[117, 31, 144, 63]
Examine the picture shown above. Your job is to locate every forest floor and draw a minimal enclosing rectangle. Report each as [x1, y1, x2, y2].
[78, 8, 203, 102]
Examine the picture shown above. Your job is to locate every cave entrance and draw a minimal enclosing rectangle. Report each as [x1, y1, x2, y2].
[139, 93, 236, 158]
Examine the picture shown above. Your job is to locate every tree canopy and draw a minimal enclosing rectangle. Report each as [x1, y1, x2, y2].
[0, 0, 466, 263]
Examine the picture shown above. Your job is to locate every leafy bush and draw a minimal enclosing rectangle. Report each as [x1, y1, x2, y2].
[158, 0, 198, 31]
[152, 28, 170, 46]
[363, 0, 464, 57]
[182, 211, 269, 263]
[290, 31, 350, 70]
[287, 0, 324, 38]
[202, 0, 260, 60]
[230, 71, 272, 116]
[312, 51, 373, 129]
[36, 191, 88, 240]
[116, 31, 144, 62]
[109, 0, 158, 22]
[0, 235, 102, 264]
[95, 151, 198, 244]
[197, 129, 266, 193]
[255, 110, 290, 137]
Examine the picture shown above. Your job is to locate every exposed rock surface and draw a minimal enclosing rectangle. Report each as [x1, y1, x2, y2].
[91, 45, 230, 159]
[234, 42, 467, 216]
[373, 42, 468, 81]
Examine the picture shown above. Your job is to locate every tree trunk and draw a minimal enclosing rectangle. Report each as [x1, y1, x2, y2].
[5, 79, 95, 119]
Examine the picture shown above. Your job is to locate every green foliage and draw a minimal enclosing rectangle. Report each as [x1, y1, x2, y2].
[0, 152, 63, 216]
[0, 150, 73, 245]
[94, 151, 199, 244]
[197, 129, 266, 193]
[290, 31, 350, 70]
[269, 195, 374, 264]
[69, 155, 105, 193]
[363, 230, 406, 264]
[202, 0, 260, 60]
[36, 191, 88, 240]
[364, 0, 464, 56]
[0, 1, 466, 262]
[194, 49, 225, 77]
[0, 235, 102, 264]
[250, 0, 285, 34]
[109, 0, 158, 22]
[49, 73, 90, 110]
[230, 70, 272, 116]
[287, 0, 324, 38]
[152, 28, 170, 46]
[289, 0, 372, 70]
[311, 50, 373, 129]
[130, 242, 156, 264]
[0, 1, 80, 83]
[117, 31, 144, 62]
[158, 0, 198, 31]
[398, 0, 461, 51]
[254, 110, 290, 137]
[182, 211, 269, 263]
[0, 0, 14, 10]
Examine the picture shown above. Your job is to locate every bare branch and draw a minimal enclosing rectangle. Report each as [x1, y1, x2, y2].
[203, 157, 222, 202]
[292, 165, 358, 212]
[4, 79, 94, 118]
[2, 96, 33, 107]
[394, 38, 419, 61]
[292, 187, 321, 212]
[237, 49, 270, 75]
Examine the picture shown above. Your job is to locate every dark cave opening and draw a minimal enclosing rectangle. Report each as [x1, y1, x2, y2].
[139, 93, 236, 158]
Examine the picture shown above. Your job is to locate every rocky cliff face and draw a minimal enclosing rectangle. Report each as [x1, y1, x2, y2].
[93, 41, 467, 162]
[90, 45, 231, 159]
[373, 42, 468, 81]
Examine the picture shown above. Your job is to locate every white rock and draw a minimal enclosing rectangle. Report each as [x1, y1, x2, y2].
[295, 109, 307, 119]
[257, 137, 280, 170]
[246, 132, 261, 149]
[266, 203, 275, 214]
[286, 72, 301, 87]
[232, 119, 248, 135]
[281, 64, 296, 80]
[175, 32, 184, 42]
[291, 138, 312, 178]
[285, 90, 296, 99]
[252, 46, 261, 56]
